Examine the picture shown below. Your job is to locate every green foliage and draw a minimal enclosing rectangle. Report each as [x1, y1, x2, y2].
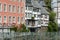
[10, 25, 17, 32]
[18, 24, 30, 32]
[10, 24, 30, 32]
[48, 22, 53, 32]
[48, 21, 58, 32]
[49, 11, 56, 21]
[44, 0, 51, 10]
[44, 0, 58, 32]
[31, 16, 34, 19]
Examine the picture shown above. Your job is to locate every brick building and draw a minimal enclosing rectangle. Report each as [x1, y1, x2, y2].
[0, 0, 25, 32]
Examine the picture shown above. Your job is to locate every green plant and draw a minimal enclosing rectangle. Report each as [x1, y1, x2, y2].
[18, 24, 30, 32]
[44, 0, 58, 32]
[49, 11, 56, 21]
[10, 25, 17, 32]
[10, 24, 30, 32]
[31, 17, 34, 19]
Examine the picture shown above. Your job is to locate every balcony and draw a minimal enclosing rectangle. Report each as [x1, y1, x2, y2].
[40, 18, 44, 20]
[33, 12, 41, 14]
[25, 10, 33, 13]
[38, 12, 41, 14]
[26, 25, 41, 28]
[25, 17, 31, 20]
[26, 19, 41, 28]
[34, 17, 40, 20]
[44, 18, 49, 20]
[41, 24, 48, 26]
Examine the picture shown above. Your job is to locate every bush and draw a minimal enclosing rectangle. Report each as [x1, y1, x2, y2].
[10, 24, 30, 32]
[31, 17, 34, 19]
[18, 24, 30, 32]
[10, 25, 17, 32]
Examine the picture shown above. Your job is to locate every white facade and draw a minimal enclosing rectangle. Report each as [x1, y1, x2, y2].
[25, 6, 41, 28]
[25, 0, 41, 28]
[51, 0, 60, 27]
[25, 0, 49, 28]
[41, 15, 49, 26]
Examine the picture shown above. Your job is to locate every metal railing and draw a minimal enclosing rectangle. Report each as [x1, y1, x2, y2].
[0, 32, 60, 40]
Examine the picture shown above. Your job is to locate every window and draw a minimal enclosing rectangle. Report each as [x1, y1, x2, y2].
[38, 20, 41, 25]
[0, 3, 2, 12]
[45, 15, 47, 18]
[17, 0, 20, 2]
[18, 17, 20, 22]
[8, 16, 12, 26]
[45, 23, 48, 24]
[28, 6, 33, 11]
[28, 13, 32, 18]
[41, 15, 43, 18]
[26, 6, 27, 10]
[21, 17, 23, 21]
[34, 14, 36, 17]
[28, 13, 30, 18]
[13, 6, 16, 13]
[53, 8, 57, 12]
[21, 7, 23, 13]
[9, 16, 11, 22]
[4, 4, 7, 12]
[27, 21, 29, 25]
[38, 15, 40, 18]
[4, 16, 6, 21]
[58, 3, 60, 7]
[17, 6, 20, 13]
[33, 8, 39, 12]
[41, 20, 43, 24]
[0, 16, 2, 22]
[9, 5, 12, 12]
[13, 17, 16, 22]
[58, 13, 60, 17]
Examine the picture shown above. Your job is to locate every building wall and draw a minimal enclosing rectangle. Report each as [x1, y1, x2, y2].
[51, 0, 60, 26]
[41, 15, 49, 27]
[25, 6, 41, 27]
[0, 0, 25, 26]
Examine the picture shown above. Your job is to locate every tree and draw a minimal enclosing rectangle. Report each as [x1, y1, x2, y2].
[10, 25, 17, 32]
[44, 0, 52, 11]
[10, 24, 30, 32]
[44, 0, 58, 32]
[18, 24, 30, 32]
[49, 11, 56, 21]
[48, 21, 58, 32]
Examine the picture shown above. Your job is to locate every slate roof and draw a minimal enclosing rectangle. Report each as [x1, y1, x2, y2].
[41, 7, 49, 15]
[26, 0, 49, 15]
[39, 1, 46, 7]
[31, 0, 41, 8]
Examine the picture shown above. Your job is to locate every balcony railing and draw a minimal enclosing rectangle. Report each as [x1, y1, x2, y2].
[26, 24, 41, 28]
[25, 10, 33, 13]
